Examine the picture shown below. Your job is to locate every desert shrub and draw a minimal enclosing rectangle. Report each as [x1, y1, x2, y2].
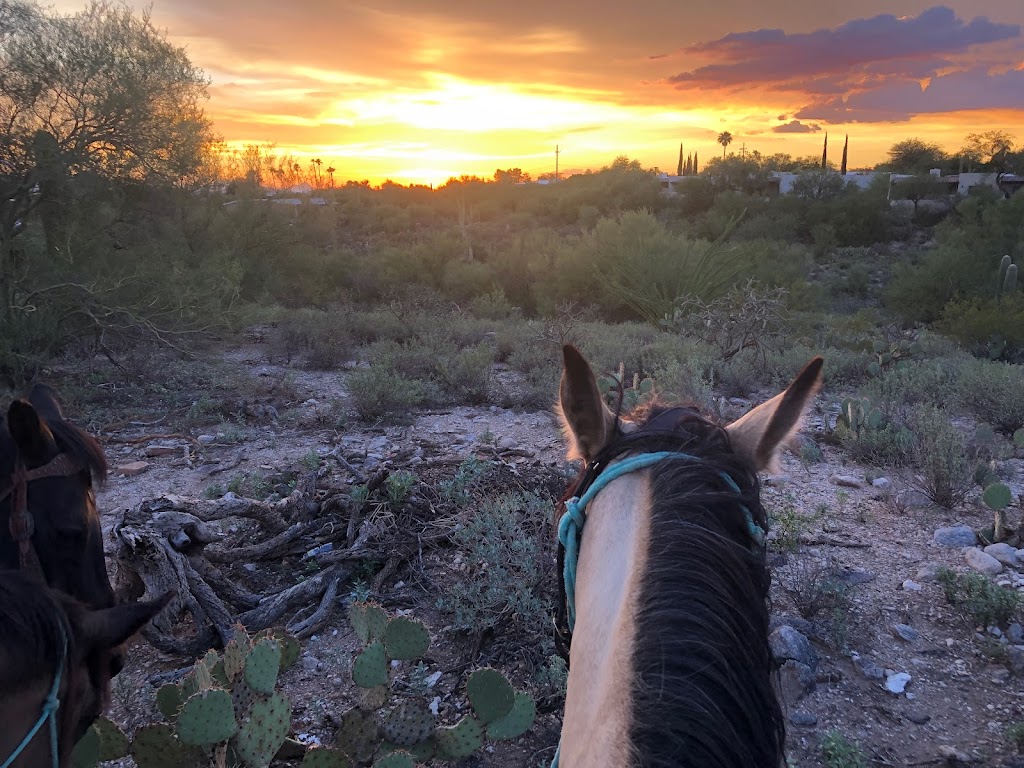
[937, 567, 1021, 628]
[778, 557, 852, 646]
[347, 367, 427, 421]
[811, 222, 838, 259]
[935, 294, 1024, 361]
[442, 343, 495, 404]
[838, 422, 914, 467]
[906, 405, 973, 508]
[952, 359, 1024, 433]
[731, 212, 800, 243]
[821, 732, 869, 768]
[469, 287, 519, 320]
[860, 359, 959, 418]
[647, 358, 716, 412]
[713, 353, 764, 398]
[438, 492, 550, 636]
[442, 259, 497, 303]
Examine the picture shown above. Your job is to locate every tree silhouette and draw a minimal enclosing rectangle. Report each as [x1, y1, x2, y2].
[841, 135, 848, 175]
[717, 132, 733, 158]
[677, 143, 684, 176]
[821, 133, 828, 170]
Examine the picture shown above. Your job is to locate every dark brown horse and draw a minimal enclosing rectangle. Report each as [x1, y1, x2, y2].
[1, 384, 115, 609]
[0, 570, 171, 768]
[553, 346, 823, 767]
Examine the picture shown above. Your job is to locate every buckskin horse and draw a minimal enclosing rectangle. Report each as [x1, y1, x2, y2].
[0, 569, 171, 768]
[1, 384, 115, 608]
[552, 345, 823, 767]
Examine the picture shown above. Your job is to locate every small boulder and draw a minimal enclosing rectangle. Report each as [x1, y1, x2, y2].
[902, 579, 923, 591]
[1007, 623, 1024, 645]
[832, 474, 862, 488]
[965, 548, 1003, 575]
[871, 477, 892, 489]
[984, 543, 1021, 568]
[853, 656, 884, 680]
[769, 626, 819, 669]
[933, 525, 977, 547]
[116, 461, 150, 477]
[885, 671, 911, 694]
[893, 624, 920, 642]
[145, 444, 178, 457]
[1009, 646, 1024, 675]
[778, 660, 815, 703]
[916, 563, 942, 582]
[904, 709, 931, 725]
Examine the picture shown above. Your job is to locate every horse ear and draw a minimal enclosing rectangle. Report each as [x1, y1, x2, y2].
[7, 399, 57, 464]
[726, 357, 823, 473]
[79, 591, 174, 653]
[557, 345, 615, 462]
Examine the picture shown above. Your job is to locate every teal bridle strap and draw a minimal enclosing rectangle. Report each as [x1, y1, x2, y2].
[1, 625, 66, 768]
[552, 450, 765, 768]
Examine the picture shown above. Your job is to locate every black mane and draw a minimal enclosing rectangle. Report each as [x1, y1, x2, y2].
[588, 404, 785, 767]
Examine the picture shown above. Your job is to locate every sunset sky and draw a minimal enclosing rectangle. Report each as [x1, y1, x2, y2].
[56, 0, 1024, 185]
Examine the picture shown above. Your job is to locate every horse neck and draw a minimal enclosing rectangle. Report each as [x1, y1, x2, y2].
[560, 472, 651, 768]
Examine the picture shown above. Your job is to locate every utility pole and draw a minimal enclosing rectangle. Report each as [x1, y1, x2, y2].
[555, 145, 560, 181]
[740, 143, 746, 158]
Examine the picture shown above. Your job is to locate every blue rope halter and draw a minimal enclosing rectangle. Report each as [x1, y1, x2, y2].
[1, 624, 67, 768]
[552, 450, 765, 768]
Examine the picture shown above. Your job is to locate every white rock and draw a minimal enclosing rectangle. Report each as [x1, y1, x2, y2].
[902, 579, 923, 592]
[832, 474, 863, 488]
[984, 543, 1020, 568]
[885, 672, 912, 694]
[965, 548, 1003, 575]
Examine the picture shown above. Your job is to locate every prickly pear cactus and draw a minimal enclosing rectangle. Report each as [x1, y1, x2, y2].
[301, 747, 352, 767]
[177, 688, 238, 746]
[244, 637, 282, 694]
[372, 752, 416, 768]
[486, 692, 537, 740]
[71, 724, 100, 768]
[350, 601, 389, 644]
[378, 739, 434, 762]
[983, 483, 1013, 510]
[1013, 428, 1024, 449]
[336, 707, 380, 764]
[352, 641, 388, 688]
[466, 668, 515, 724]
[384, 616, 430, 660]
[93, 717, 130, 760]
[381, 699, 435, 746]
[233, 691, 292, 768]
[359, 684, 389, 710]
[434, 715, 484, 759]
[224, 635, 248, 683]
[131, 723, 204, 768]
[156, 683, 184, 722]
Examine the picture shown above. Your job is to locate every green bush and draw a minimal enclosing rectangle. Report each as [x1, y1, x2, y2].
[935, 294, 1024, 361]
[952, 359, 1024, 433]
[907, 405, 973, 508]
[937, 567, 1020, 628]
[821, 731, 868, 768]
[347, 367, 427, 421]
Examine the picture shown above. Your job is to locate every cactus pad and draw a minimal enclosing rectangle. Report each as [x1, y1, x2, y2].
[381, 699, 435, 746]
[336, 707, 380, 764]
[177, 688, 238, 746]
[301, 747, 352, 767]
[372, 752, 416, 768]
[245, 637, 282, 694]
[352, 641, 388, 688]
[224, 636, 247, 682]
[433, 715, 484, 759]
[71, 724, 100, 768]
[233, 691, 292, 768]
[156, 683, 184, 722]
[486, 692, 536, 740]
[384, 617, 429, 660]
[360, 684, 389, 710]
[131, 724, 203, 768]
[93, 716, 129, 760]
[466, 668, 515, 723]
[350, 601, 388, 644]
[1013, 428, 1024, 449]
[272, 628, 301, 669]
[232, 679, 256, 715]
[983, 483, 1013, 511]
[378, 740, 434, 762]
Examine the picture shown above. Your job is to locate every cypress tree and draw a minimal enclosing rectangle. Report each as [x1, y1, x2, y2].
[677, 143, 684, 176]
[821, 132, 828, 170]
[840, 135, 848, 175]
[694, 151, 698, 174]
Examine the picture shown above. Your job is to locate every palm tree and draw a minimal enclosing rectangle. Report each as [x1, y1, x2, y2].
[311, 158, 322, 187]
[326, 166, 336, 188]
[718, 132, 733, 158]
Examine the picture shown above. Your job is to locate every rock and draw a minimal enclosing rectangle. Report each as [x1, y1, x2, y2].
[197, 434, 216, 444]
[778, 660, 815, 704]
[301, 654, 320, 673]
[853, 656, 885, 680]
[871, 477, 892, 489]
[898, 490, 933, 509]
[769, 615, 814, 636]
[902, 579, 923, 591]
[938, 747, 970, 762]
[834, 569, 875, 585]
[145, 444, 178, 457]
[769, 626, 819, 669]
[904, 709, 931, 725]
[984, 543, 1021, 568]
[916, 564, 942, 582]
[990, 666, 1011, 684]
[1009, 646, 1024, 675]
[885, 671, 911, 694]
[893, 624, 920, 642]
[424, 671, 442, 688]
[832, 474, 862, 488]
[116, 461, 150, 477]
[763, 474, 791, 487]
[933, 525, 977, 547]
[1007, 623, 1024, 645]
[965, 548, 1003, 575]
[789, 711, 817, 726]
